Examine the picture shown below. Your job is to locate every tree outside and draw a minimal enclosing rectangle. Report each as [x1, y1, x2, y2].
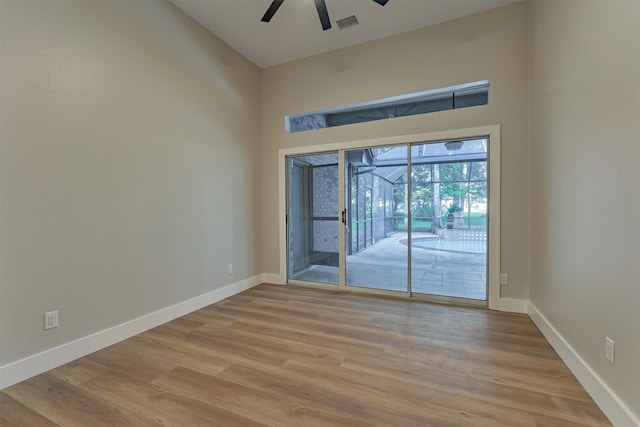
[394, 161, 487, 232]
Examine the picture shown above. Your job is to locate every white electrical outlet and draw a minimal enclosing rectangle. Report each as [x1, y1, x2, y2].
[44, 311, 58, 330]
[500, 273, 509, 285]
[605, 337, 615, 364]
[227, 264, 233, 274]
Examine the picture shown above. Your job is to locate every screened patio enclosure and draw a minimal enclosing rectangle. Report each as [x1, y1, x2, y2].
[286, 138, 488, 301]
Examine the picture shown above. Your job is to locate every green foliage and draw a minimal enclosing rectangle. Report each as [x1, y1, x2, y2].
[443, 205, 463, 217]
[395, 218, 433, 231]
[391, 160, 487, 232]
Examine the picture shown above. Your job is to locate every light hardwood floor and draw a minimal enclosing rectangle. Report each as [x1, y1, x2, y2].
[1, 284, 612, 426]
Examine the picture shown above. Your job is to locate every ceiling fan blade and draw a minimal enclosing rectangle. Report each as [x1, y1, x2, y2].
[261, 0, 284, 23]
[372, 0, 389, 5]
[314, 0, 332, 30]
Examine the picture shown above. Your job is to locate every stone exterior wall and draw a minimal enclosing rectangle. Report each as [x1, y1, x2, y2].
[289, 114, 326, 133]
[312, 165, 338, 252]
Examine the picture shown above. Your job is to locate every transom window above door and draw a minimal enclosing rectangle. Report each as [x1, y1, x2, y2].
[286, 81, 489, 133]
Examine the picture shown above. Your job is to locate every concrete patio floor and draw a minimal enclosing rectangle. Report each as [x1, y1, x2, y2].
[290, 232, 487, 300]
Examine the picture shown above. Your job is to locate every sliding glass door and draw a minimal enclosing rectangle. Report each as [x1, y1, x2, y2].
[286, 139, 489, 303]
[286, 153, 339, 284]
[344, 146, 408, 293]
[409, 140, 488, 300]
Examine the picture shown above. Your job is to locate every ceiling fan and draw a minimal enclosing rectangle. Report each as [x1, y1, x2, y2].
[261, 0, 389, 31]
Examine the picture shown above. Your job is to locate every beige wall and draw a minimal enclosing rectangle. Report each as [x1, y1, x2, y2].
[529, 0, 640, 419]
[261, 2, 530, 300]
[0, 0, 261, 366]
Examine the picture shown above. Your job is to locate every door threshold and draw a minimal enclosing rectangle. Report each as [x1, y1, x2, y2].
[286, 281, 488, 308]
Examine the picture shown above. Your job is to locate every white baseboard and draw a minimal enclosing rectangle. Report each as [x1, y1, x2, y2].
[528, 302, 639, 427]
[262, 273, 285, 285]
[495, 297, 528, 313]
[0, 275, 263, 391]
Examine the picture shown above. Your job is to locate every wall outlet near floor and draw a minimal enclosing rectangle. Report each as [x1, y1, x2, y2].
[44, 311, 58, 330]
[227, 264, 233, 275]
[500, 273, 509, 285]
[605, 337, 615, 364]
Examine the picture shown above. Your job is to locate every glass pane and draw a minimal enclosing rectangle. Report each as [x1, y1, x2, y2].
[410, 140, 488, 300]
[345, 146, 408, 292]
[287, 153, 339, 284]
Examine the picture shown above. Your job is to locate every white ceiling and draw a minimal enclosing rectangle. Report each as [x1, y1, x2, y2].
[169, 0, 520, 69]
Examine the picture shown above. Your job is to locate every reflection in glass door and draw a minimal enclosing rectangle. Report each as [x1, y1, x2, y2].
[287, 152, 339, 284]
[344, 146, 408, 293]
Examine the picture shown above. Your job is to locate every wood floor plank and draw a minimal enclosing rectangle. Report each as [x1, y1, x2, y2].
[194, 323, 349, 367]
[0, 393, 59, 427]
[152, 365, 377, 427]
[305, 351, 604, 426]
[117, 334, 231, 377]
[80, 369, 266, 427]
[0, 284, 612, 426]
[47, 358, 111, 387]
[281, 356, 538, 427]
[81, 340, 175, 383]
[3, 373, 150, 427]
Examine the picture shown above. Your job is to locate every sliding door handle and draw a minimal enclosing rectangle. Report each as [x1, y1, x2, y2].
[341, 209, 347, 225]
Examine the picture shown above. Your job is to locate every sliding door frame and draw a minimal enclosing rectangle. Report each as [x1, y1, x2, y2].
[278, 125, 501, 309]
